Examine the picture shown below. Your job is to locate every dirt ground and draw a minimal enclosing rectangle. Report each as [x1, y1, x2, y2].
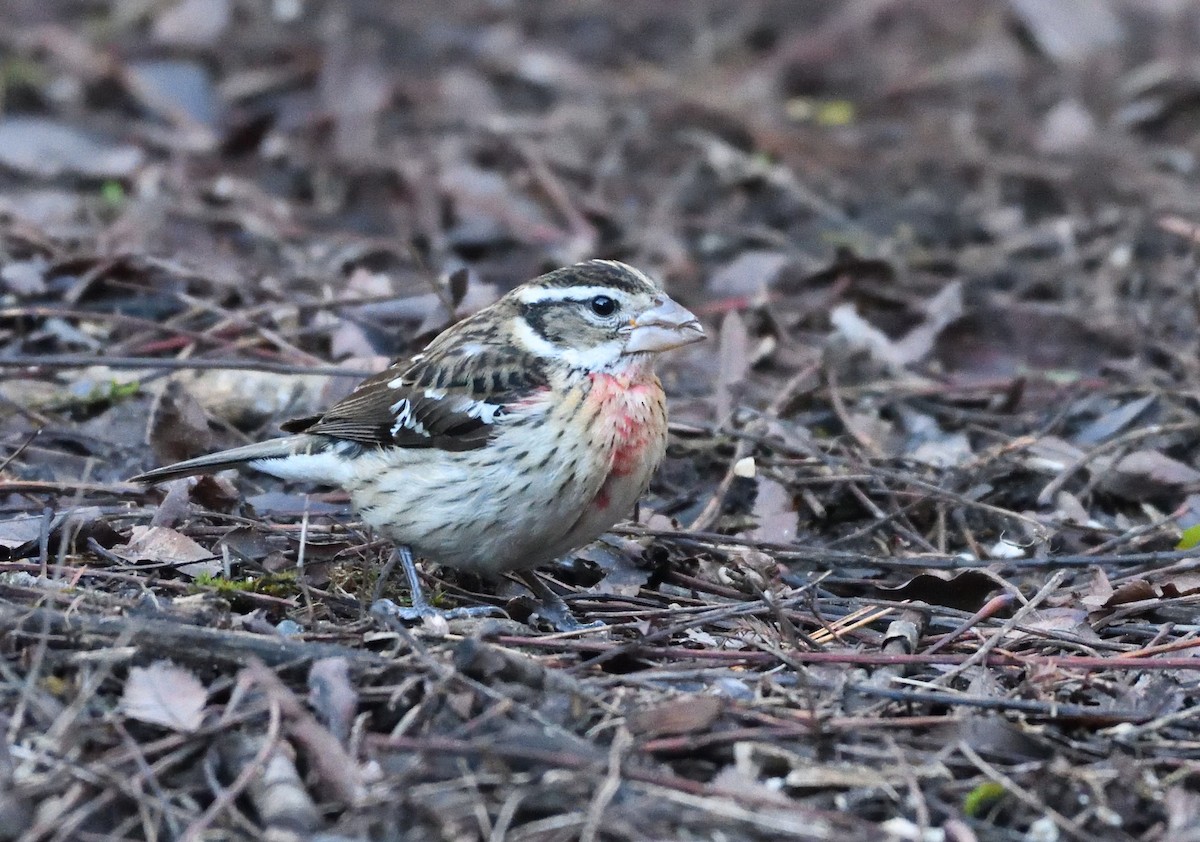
[5, 1, 1200, 840]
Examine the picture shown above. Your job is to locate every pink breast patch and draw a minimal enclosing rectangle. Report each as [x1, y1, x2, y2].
[588, 372, 658, 478]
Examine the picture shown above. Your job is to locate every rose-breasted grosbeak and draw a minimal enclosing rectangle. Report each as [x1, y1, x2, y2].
[132, 260, 705, 629]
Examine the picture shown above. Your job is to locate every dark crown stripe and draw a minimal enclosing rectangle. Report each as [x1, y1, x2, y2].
[530, 261, 654, 295]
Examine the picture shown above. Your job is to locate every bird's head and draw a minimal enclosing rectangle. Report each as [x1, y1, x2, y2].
[504, 259, 705, 372]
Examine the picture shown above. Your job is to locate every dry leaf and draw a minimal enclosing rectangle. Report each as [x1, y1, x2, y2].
[1009, 0, 1123, 64]
[1, 259, 49, 296]
[0, 516, 44, 552]
[1158, 574, 1200, 598]
[1086, 399, 1162, 458]
[1101, 450, 1200, 501]
[1080, 566, 1115, 609]
[1101, 579, 1157, 608]
[1020, 608, 1099, 642]
[121, 662, 207, 732]
[1025, 436, 1087, 474]
[0, 117, 144, 179]
[709, 251, 790, 296]
[934, 307, 1129, 380]
[153, 0, 231, 46]
[830, 282, 962, 369]
[749, 477, 797, 544]
[875, 570, 1001, 612]
[330, 320, 377, 360]
[577, 537, 652, 597]
[174, 369, 337, 428]
[714, 310, 749, 422]
[148, 380, 213, 465]
[892, 281, 964, 364]
[1164, 788, 1200, 841]
[628, 695, 722, 737]
[111, 526, 220, 576]
[902, 408, 974, 468]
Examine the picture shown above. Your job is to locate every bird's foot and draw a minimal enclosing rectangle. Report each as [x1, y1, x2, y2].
[371, 597, 506, 624]
[530, 600, 605, 633]
[518, 571, 605, 632]
[373, 545, 507, 624]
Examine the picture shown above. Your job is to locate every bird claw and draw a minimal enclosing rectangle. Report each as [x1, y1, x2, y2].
[371, 598, 505, 624]
[530, 601, 606, 633]
[516, 571, 605, 632]
[551, 615, 606, 633]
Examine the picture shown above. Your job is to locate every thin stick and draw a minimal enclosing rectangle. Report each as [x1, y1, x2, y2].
[0, 354, 373, 377]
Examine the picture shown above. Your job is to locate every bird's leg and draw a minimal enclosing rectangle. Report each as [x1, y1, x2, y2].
[371, 546, 505, 622]
[517, 570, 604, 632]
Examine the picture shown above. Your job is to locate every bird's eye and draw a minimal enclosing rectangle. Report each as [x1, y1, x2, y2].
[589, 295, 617, 317]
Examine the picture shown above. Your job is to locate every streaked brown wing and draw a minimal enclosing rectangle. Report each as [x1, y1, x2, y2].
[281, 347, 547, 452]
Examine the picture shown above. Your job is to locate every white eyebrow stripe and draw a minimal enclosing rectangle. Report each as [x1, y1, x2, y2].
[515, 285, 630, 305]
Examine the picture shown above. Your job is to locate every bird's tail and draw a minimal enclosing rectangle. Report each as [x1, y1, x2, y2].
[130, 435, 320, 485]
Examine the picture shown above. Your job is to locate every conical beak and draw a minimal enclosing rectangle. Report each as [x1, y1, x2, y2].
[623, 296, 706, 354]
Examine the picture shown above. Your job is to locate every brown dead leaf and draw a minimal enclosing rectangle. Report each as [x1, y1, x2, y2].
[330, 320, 377, 361]
[148, 380, 212, 466]
[749, 477, 797, 544]
[874, 570, 1001, 612]
[708, 767, 794, 806]
[1024, 436, 1087, 474]
[1020, 608, 1100, 643]
[0, 117, 144, 179]
[440, 163, 562, 247]
[153, 0, 231, 47]
[1, 259, 49, 296]
[628, 695, 723, 737]
[710, 251, 790, 297]
[902, 409, 974, 468]
[934, 307, 1130, 381]
[1053, 490, 1092, 525]
[1075, 394, 1157, 445]
[830, 282, 962, 368]
[0, 188, 83, 229]
[1080, 567, 1114, 609]
[1159, 574, 1200, 599]
[1009, 0, 1123, 64]
[149, 479, 194, 529]
[175, 369, 335, 427]
[892, 281, 964, 364]
[1099, 579, 1157, 608]
[1100, 450, 1200, 501]
[111, 526, 220, 576]
[217, 526, 274, 564]
[190, 475, 241, 511]
[576, 536, 652, 597]
[120, 661, 207, 732]
[0, 516, 44, 553]
[714, 310, 749, 422]
[958, 715, 1051, 762]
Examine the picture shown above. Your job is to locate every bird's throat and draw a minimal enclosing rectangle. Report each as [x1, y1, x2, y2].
[587, 370, 662, 479]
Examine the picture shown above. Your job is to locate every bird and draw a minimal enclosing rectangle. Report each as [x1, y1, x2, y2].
[132, 259, 705, 630]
